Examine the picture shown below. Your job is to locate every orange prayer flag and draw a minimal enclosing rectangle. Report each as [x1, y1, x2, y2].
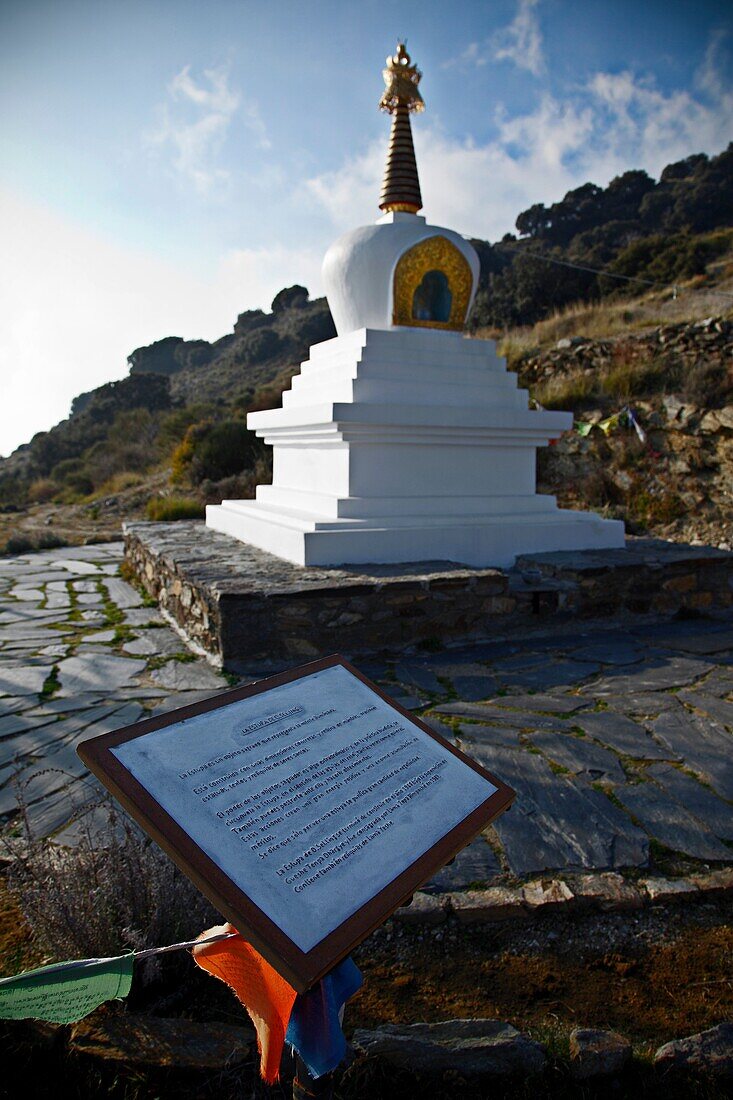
[193, 924, 297, 1083]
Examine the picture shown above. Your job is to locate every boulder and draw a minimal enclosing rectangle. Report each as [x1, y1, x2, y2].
[451, 887, 526, 923]
[352, 1019, 546, 1077]
[654, 1022, 733, 1079]
[690, 868, 733, 896]
[572, 873, 642, 911]
[569, 1027, 632, 1079]
[393, 891, 447, 926]
[640, 876, 697, 903]
[521, 879, 575, 911]
[70, 1012, 255, 1070]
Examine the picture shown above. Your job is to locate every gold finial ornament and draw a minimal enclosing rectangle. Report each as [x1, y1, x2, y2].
[379, 43, 425, 114]
[378, 42, 424, 214]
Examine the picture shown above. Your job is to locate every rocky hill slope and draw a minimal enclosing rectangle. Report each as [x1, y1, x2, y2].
[521, 317, 733, 549]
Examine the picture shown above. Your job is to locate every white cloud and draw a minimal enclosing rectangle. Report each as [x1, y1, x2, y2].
[308, 43, 732, 242]
[491, 0, 545, 76]
[695, 27, 730, 99]
[446, 0, 545, 76]
[147, 65, 269, 193]
[0, 189, 322, 456]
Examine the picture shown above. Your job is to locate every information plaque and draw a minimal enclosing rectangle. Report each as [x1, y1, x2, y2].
[78, 655, 514, 990]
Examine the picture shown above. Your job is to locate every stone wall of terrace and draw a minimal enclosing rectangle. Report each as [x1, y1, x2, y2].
[124, 522, 733, 671]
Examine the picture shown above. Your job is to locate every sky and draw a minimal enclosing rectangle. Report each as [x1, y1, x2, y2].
[1, 0, 731, 457]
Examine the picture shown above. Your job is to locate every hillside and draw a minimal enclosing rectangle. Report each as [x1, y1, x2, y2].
[1, 144, 731, 555]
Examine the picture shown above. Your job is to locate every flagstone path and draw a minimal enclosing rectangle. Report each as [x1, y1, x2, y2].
[0, 543, 731, 886]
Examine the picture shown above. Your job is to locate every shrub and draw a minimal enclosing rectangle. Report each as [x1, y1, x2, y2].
[683, 360, 730, 408]
[97, 471, 144, 494]
[627, 488, 686, 528]
[172, 419, 266, 484]
[157, 404, 216, 454]
[237, 327, 282, 365]
[146, 495, 205, 521]
[51, 457, 85, 480]
[532, 372, 596, 410]
[3, 531, 67, 555]
[271, 284, 308, 312]
[26, 478, 58, 503]
[199, 455, 272, 504]
[600, 354, 672, 399]
[7, 799, 218, 959]
[66, 472, 96, 496]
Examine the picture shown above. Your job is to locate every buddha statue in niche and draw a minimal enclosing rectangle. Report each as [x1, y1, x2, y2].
[412, 269, 453, 323]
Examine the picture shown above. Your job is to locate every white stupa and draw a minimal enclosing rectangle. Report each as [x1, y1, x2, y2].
[207, 43, 624, 568]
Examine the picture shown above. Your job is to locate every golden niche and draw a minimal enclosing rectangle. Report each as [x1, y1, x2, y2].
[392, 236, 473, 330]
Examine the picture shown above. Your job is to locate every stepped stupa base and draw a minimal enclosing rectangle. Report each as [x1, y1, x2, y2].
[124, 521, 733, 672]
[206, 498, 624, 569]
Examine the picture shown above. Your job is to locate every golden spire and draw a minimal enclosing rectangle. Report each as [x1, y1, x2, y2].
[378, 43, 424, 214]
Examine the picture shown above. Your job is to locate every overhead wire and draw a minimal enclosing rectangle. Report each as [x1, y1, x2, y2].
[494, 242, 733, 302]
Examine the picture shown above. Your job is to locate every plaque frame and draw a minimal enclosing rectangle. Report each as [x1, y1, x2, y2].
[78, 654, 514, 991]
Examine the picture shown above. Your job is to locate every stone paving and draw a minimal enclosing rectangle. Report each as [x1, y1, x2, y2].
[0, 543, 731, 888]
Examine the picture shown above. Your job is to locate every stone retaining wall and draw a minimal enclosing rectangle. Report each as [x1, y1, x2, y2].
[124, 522, 733, 670]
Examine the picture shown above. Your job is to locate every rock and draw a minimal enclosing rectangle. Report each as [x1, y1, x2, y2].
[451, 887, 526, 923]
[572, 873, 642, 911]
[102, 577, 144, 609]
[0, 663, 54, 697]
[648, 763, 733, 841]
[528, 730, 626, 782]
[569, 1027, 632, 1079]
[393, 662, 443, 694]
[641, 876, 697, 903]
[488, 693, 590, 714]
[654, 1022, 733, 1079]
[450, 674, 499, 701]
[575, 710, 676, 759]
[423, 836, 501, 893]
[57, 654, 146, 695]
[700, 407, 733, 433]
[521, 879, 574, 911]
[351, 1019, 546, 1077]
[468, 743, 649, 876]
[689, 868, 733, 896]
[123, 628, 186, 657]
[615, 781, 732, 862]
[70, 1012, 255, 1070]
[393, 891, 447, 926]
[149, 661, 226, 691]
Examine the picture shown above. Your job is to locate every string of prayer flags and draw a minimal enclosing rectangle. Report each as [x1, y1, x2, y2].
[0, 930, 235, 1026]
[193, 924, 297, 1084]
[0, 954, 134, 1025]
[286, 956, 363, 1079]
[575, 405, 647, 443]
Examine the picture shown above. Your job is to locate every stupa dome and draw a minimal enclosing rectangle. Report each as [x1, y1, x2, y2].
[322, 44, 480, 337]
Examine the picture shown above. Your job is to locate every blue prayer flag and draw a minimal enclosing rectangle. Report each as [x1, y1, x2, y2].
[286, 956, 363, 1078]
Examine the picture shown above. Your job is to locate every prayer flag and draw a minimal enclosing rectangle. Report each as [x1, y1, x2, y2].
[193, 924, 297, 1083]
[286, 956, 363, 1078]
[0, 954, 134, 1025]
[598, 413, 619, 435]
[627, 408, 647, 443]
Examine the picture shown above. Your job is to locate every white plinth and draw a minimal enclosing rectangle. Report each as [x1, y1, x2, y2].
[206, 328, 625, 568]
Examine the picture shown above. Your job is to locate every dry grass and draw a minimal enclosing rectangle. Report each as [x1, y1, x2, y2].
[532, 372, 597, 411]
[146, 495, 205, 521]
[5, 798, 218, 961]
[485, 244, 733, 367]
[94, 471, 145, 495]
